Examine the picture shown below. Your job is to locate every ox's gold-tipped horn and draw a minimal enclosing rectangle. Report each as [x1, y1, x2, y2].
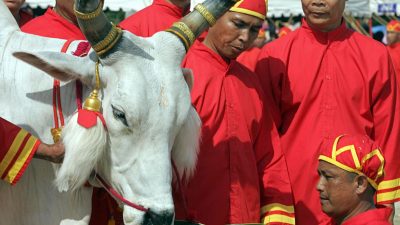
[74, 0, 122, 57]
[166, 0, 239, 51]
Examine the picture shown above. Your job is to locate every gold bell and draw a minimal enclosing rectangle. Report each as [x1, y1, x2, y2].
[51, 127, 63, 143]
[83, 89, 102, 112]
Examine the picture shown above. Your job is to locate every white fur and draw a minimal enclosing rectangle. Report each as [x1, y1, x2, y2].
[172, 106, 201, 182]
[56, 113, 107, 192]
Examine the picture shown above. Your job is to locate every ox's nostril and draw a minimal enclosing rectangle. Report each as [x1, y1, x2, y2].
[145, 210, 174, 225]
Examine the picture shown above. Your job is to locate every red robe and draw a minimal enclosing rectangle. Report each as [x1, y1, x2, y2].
[119, 0, 186, 37]
[0, 117, 40, 185]
[236, 47, 261, 72]
[21, 8, 85, 40]
[256, 19, 400, 225]
[174, 40, 295, 225]
[20, 11, 122, 225]
[387, 43, 400, 82]
[341, 207, 392, 225]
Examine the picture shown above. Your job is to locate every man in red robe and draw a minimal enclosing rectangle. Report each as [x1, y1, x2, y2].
[174, 1, 295, 224]
[21, 0, 84, 39]
[4, 0, 33, 27]
[20, 1, 122, 224]
[119, 0, 190, 37]
[255, 0, 400, 224]
[0, 117, 64, 184]
[317, 134, 391, 225]
[386, 20, 400, 82]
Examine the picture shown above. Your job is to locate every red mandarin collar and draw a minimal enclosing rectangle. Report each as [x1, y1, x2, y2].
[194, 40, 231, 72]
[301, 18, 350, 45]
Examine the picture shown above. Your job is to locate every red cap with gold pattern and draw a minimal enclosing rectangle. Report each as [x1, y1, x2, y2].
[230, 0, 268, 20]
[319, 134, 385, 189]
[387, 20, 400, 32]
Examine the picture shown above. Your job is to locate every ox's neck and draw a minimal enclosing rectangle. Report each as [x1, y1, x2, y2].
[0, 31, 90, 143]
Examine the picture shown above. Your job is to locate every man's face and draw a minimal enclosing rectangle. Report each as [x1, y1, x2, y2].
[4, 0, 25, 12]
[387, 31, 400, 46]
[302, 0, 346, 32]
[317, 161, 358, 220]
[205, 11, 263, 59]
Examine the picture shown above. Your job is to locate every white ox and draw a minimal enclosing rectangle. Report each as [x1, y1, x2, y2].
[0, 0, 235, 224]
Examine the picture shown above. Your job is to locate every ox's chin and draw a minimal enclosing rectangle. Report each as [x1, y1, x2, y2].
[55, 112, 108, 192]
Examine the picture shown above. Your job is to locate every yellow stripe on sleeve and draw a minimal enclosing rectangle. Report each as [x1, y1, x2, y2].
[0, 129, 28, 177]
[261, 203, 295, 215]
[378, 178, 400, 190]
[377, 189, 400, 203]
[262, 214, 295, 225]
[5, 135, 38, 183]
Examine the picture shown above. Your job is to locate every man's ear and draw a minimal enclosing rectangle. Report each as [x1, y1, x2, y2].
[13, 51, 95, 86]
[182, 68, 194, 91]
[355, 175, 369, 194]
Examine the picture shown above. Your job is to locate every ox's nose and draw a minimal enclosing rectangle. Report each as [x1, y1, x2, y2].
[144, 210, 174, 225]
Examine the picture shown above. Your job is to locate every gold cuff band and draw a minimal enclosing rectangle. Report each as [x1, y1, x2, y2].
[74, 1, 104, 20]
[93, 24, 123, 55]
[194, 4, 216, 26]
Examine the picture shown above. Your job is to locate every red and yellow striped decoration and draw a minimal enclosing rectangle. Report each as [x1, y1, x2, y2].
[0, 117, 40, 185]
[261, 203, 295, 225]
[377, 178, 400, 204]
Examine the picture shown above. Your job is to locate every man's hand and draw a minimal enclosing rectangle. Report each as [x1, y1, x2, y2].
[34, 141, 64, 163]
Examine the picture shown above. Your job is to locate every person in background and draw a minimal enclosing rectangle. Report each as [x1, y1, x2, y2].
[4, 0, 33, 27]
[21, 0, 84, 39]
[317, 134, 391, 225]
[174, 0, 295, 224]
[256, 0, 400, 224]
[0, 117, 64, 185]
[386, 20, 400, 81]
[278, 26, 292, 38]
[119, 0, 190, 37]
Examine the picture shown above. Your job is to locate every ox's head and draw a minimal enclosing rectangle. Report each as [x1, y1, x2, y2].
[13, 0, 238, 224]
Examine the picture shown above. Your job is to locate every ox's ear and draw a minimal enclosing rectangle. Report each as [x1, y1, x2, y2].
[13, 51, 94, 85]
[182, 68, 194, 91]
[171, 107, 201, 182]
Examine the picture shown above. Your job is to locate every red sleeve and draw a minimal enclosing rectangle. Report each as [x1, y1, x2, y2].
[374, 51, 400, 204]
[0, 117, 40, 185]
[255, 46, 283, 129]
[255, 90, 295, 224]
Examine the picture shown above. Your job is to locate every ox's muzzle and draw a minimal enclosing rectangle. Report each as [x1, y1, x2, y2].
[143, 210, 174, 225]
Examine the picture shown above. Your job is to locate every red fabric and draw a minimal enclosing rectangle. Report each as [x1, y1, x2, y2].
[18, 10, 33, 27]
[174, 40, 294, 225]
[21, 8, 85, 40]
[0, 117, 40, 184]
[341, 207, 392, 225]
[21, 13, 120, 225]
[387, 42, 400, 83]
[319, 134, 385, 189]
[256, 19, 400, 225]
[119, 0, 186, 37]
[77, 109, 107, 129]
[236, 47, 261, 72]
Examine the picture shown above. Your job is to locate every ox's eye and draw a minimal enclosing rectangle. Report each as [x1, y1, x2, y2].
[111, 105, 128, 127]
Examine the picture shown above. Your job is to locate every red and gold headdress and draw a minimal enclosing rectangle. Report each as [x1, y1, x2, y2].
[229, 0, 268, 20]
[319, 134, 385, 189]
[387, 20, 400, 32]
